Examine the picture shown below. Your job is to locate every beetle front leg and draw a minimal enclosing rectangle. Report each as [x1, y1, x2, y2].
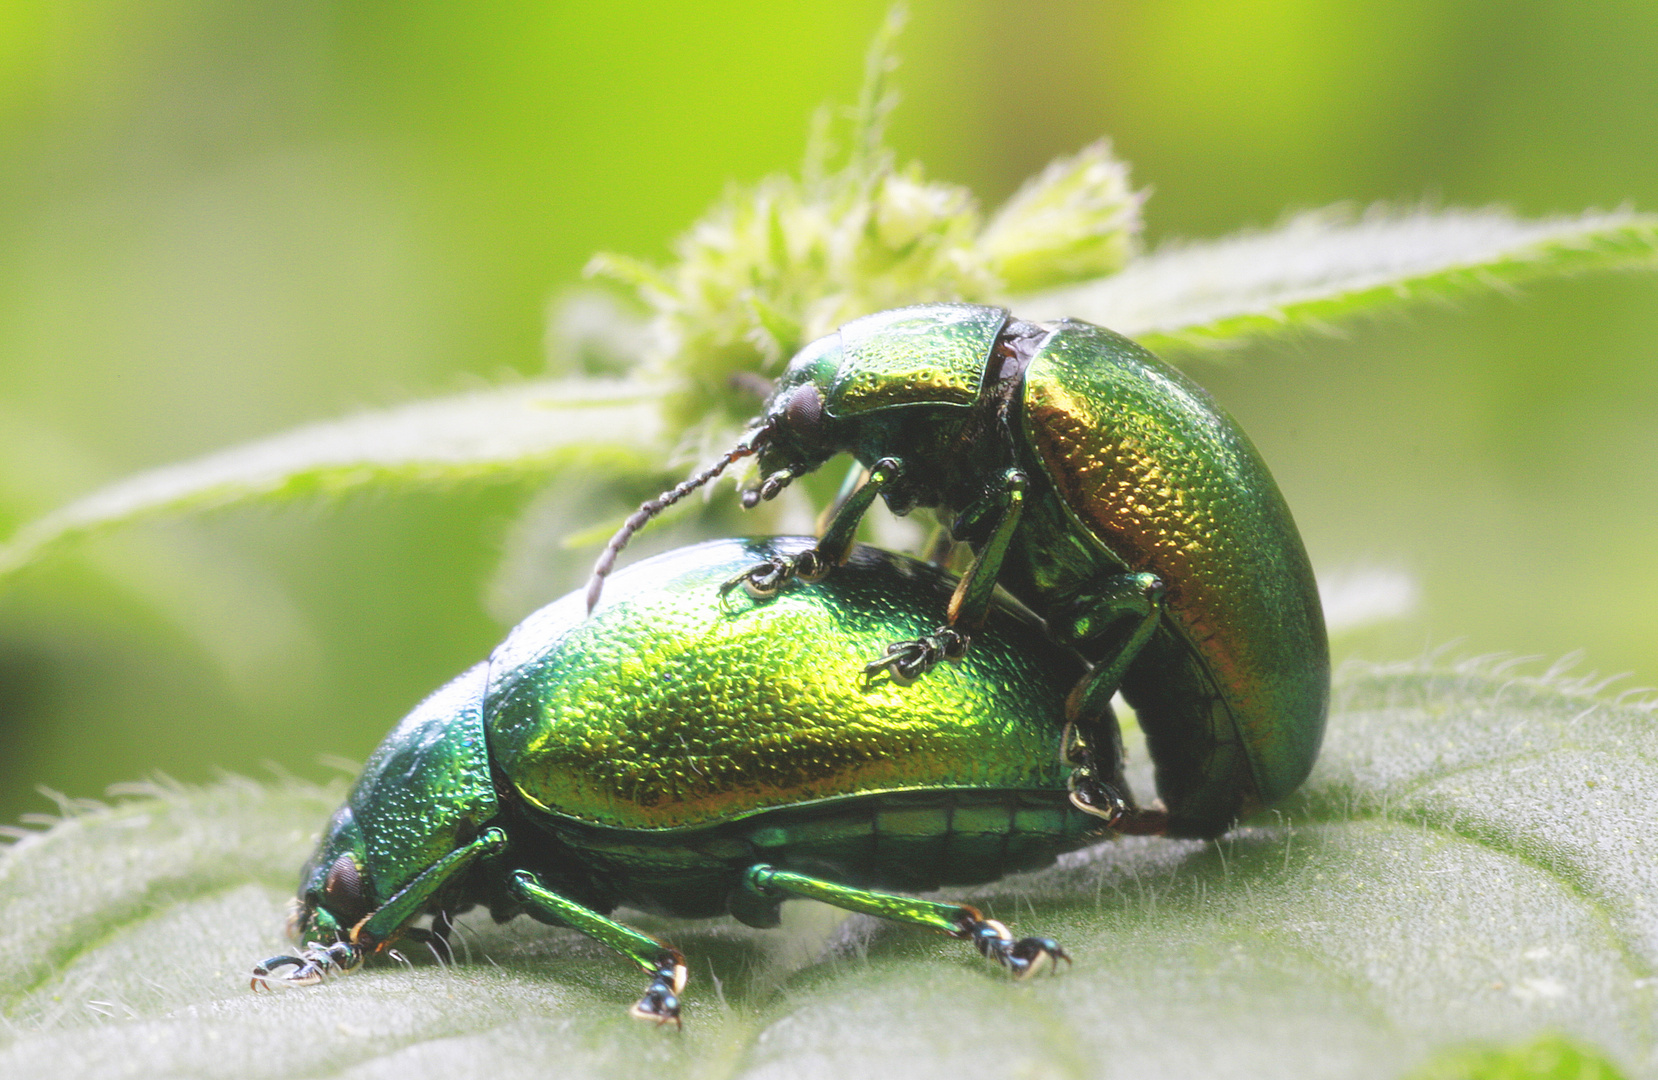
[722, 457, 906, 605]
[742, 865, 1069, 979]
[508, 870, 688, 1027]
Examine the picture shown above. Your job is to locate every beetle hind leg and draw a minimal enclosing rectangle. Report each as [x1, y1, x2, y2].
[1055, 572, 1171, 835]
[741, 864, 1070, 979]
[965, 917, 1071, 979]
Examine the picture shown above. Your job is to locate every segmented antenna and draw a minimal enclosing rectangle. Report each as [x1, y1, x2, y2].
[584, 436, 763, 613]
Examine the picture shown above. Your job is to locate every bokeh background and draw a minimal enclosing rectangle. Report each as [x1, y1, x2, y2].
[2, 0, 1655, 827]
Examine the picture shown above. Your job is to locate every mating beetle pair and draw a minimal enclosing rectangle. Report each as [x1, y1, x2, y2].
[592, 303, 1328, 839]
[258, 307, 1328, 1023]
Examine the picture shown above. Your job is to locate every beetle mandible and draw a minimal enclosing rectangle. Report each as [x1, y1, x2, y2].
[254, 537, 1124, 1025]
[588, 305, 1329, 839]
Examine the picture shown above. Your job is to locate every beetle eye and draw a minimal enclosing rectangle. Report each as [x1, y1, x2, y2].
[783, 383, 824, 435]
[323, 854, 367, 918]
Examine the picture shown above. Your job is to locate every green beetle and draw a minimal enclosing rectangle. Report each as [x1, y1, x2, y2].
[253, 537, 1121, 1025]
[589, 305, 1328, 839]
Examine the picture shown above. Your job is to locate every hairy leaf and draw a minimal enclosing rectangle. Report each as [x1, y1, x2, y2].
[3, 207, 1655, 586]
[1013, 206, 1658, 350]
[2, 662, 1652, 1079]
[0, 380, 664, 579]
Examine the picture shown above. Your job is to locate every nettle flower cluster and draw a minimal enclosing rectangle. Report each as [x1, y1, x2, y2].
[590, 124, 1143, 435]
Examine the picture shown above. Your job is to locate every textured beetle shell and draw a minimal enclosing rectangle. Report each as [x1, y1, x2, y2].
[486, 538, 1090, 831]
[344, 662, 497, 903]
[293, 537, 1111, 937]
[821, 304, 1006, 416]
[1020, 319, 1328, 828]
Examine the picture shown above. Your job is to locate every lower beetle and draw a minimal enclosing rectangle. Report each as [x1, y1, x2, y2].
[254, 537, 1125, 1025]
[589, 304, 1329, 839]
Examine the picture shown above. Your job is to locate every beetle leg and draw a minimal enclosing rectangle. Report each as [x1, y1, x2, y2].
[862, 627, 970, 685]
[632, 955, 690, 1027]
[1056, 572, 1169, 833]
[741, 865, 1069, 979]
[861, 469, 1025, 680]
[814, 460, 872, 536]
[717, 548, 831, 607]
[964, 918, 1072, 979]
[812, 456, 903, 566]
[720, 458, 906, 609]
[250, 939, 362, 990]
[943, 469, 1027, 631]
[352, 827, 507, 951]
[508, 869, 688, 1027]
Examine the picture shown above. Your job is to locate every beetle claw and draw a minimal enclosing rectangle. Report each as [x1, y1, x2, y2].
[719, 558, 791, 606]
[627, 956, 687, 1028]
[1067, 766, 1130, 830]
[249, 940, 363, 991]
[863, 628, 970, 684]
[718, 549, 834, 609]
[962, 916, 1071, 979]
[250, 954, 323, 991]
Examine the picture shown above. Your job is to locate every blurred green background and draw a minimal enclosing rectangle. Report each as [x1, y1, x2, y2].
[2, 0, 1655, 827]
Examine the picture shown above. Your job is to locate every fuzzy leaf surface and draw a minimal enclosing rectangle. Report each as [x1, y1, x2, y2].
[0, 380, 665, 579]
[1013, 206, 1658, 350]
[1, 662, 1652, 1079]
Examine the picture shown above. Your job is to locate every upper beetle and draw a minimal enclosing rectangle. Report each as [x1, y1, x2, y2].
[589, 304, 1328, 839]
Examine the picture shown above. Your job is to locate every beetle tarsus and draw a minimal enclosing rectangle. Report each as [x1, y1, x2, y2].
[718, 548, 833, 607]
[1066, 765, 1131, 829]
[249, 955, 309, 991]
[628, 954, 688, 1028]
[249, 939, 361, 990]
[962, 916, 1071, 979]
[863, 627, 970, 684]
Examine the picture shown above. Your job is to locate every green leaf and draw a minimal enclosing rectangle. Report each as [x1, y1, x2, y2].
[1012, 206, 1658, 351]
[3, 661, 1652, 1078]
[1404, 1034, 1632, 1080]
[0, 379, 666, 580]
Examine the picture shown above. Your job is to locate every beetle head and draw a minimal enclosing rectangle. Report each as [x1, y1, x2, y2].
[251, 806, 371, 990]
[744, 331, 844, 505]
[745, 304, 1010, 507]
[289, 805, 372, 946]
[583, 305, 1008, 610]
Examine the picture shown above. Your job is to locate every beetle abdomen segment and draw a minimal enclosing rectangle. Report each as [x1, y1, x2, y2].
[527, 788, 1103, 920]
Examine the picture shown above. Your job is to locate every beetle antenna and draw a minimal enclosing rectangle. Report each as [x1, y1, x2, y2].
[584, 432, 767, 614]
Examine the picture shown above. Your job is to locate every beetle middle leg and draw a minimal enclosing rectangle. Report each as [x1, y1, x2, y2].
[862, 468, 1028, 680]
[740, 865, 1070, 979]
[508, 870, 688, 1026]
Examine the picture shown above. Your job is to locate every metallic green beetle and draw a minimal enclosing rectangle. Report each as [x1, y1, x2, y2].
[589, 305, 1329, 839]
[254, 537, 1119, 1025]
